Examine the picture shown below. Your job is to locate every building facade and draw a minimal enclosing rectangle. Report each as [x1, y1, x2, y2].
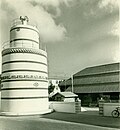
[1, 16, 49, 115]
[59, 63, 120, 106]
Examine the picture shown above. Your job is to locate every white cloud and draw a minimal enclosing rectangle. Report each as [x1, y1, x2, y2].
[0, 0, 75, 74]
[30, 0, 73, 8]
[113, 49, 120, 62]
[98, 0, 119, 11]
[0, 0, 74, 43]
[110, 21, 119, 36]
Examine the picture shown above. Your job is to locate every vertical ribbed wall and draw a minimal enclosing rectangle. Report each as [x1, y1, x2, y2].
[1, 17, 49, 115]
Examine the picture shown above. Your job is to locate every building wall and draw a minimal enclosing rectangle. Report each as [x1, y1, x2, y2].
[49, 101, 81, 113]
[103, 103, 120, 117]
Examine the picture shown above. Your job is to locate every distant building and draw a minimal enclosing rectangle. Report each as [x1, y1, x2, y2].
[49, 84, 61, 98]
[49, 91, 81, 113]
[48, 79, 61, 87]
[59, 63, 120, 106]
[49, 92, 78, 102]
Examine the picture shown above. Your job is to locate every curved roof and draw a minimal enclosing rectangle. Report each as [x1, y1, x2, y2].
[74, 62, 119, 77]
[59, 63, 120, 93]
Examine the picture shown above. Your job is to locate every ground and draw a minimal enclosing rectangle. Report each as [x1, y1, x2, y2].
[0, 109, 120, 130]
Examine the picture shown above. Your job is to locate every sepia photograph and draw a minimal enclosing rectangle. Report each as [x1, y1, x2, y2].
[0, 0, 120, 130]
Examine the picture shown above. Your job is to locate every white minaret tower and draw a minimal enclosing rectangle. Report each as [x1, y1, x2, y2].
[1, 16, 50, 115]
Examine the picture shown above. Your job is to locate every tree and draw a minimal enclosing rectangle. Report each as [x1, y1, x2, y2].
[48, 81, 55, 94]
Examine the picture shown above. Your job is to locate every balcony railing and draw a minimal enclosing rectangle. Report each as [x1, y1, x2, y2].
[2, 40, 46, 51]
[11, 18, 37, 28]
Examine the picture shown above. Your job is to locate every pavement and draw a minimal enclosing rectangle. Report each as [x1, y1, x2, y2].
[0, 108, 120, 130]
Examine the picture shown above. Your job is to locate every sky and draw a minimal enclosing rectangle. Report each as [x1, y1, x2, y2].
[0, 0, 119, 79]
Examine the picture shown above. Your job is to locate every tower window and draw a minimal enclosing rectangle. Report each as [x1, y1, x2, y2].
[16, 28, 20, 31]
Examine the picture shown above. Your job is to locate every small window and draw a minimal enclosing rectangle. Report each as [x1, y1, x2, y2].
[16, 28, 20, 31]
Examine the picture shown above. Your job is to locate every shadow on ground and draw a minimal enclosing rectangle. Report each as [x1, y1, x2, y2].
[41, 111, 120, 129]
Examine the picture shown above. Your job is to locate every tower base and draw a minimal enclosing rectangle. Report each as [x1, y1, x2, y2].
[0, 109, 53, 116]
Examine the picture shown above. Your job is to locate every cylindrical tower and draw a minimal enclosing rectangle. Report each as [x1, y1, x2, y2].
[1, 16, 49, 115]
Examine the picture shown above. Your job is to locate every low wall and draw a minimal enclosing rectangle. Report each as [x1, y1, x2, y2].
[0, 91, 1, 112]
[103, 103, 120, 117]
[49, 101, 81, 113]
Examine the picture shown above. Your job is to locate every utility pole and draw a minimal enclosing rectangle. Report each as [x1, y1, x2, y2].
[71, 75, 74, 92]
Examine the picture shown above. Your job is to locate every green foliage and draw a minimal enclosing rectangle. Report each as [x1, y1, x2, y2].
[48, 83, 55, 94]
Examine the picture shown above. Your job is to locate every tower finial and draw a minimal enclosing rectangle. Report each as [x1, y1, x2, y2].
[20, 16, 29, 25]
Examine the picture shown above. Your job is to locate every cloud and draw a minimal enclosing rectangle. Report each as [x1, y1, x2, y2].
[30, 0, 73, 8]
[80, 0, 119, 39]
[97, 1, 119, 37]
[0, 0, 74, 43]
[0, 0, 74, 73]
[82, 0, 119, 17]
[110, 21, 119, 36]
[98, 0, 119, 9]
[113, 47, 120, 62]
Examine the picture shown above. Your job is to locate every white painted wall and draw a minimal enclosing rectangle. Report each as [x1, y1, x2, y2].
[2, 62, 47, 72]
[2, 51, 47, 63]
[2, 89, 48, 97]
[64, 98, 75, 102]
[2, 81, 48, 89]
[0, 91, 1, 112]
[10, 25, 39, 48]
[10, 28, 39, 42]
[1, 98, 49, 114]
[103, 103, 120, 117]
[49, 102, 76, 113]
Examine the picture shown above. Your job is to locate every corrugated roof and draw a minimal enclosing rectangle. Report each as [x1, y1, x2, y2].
[59, 63, 120, 86]
[60, 73, 120, 87]
[73, 74, 119, 85]
[74, 63, 119, 77]
[66, 83, 120, 93]
[59, 63, 120, 93]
